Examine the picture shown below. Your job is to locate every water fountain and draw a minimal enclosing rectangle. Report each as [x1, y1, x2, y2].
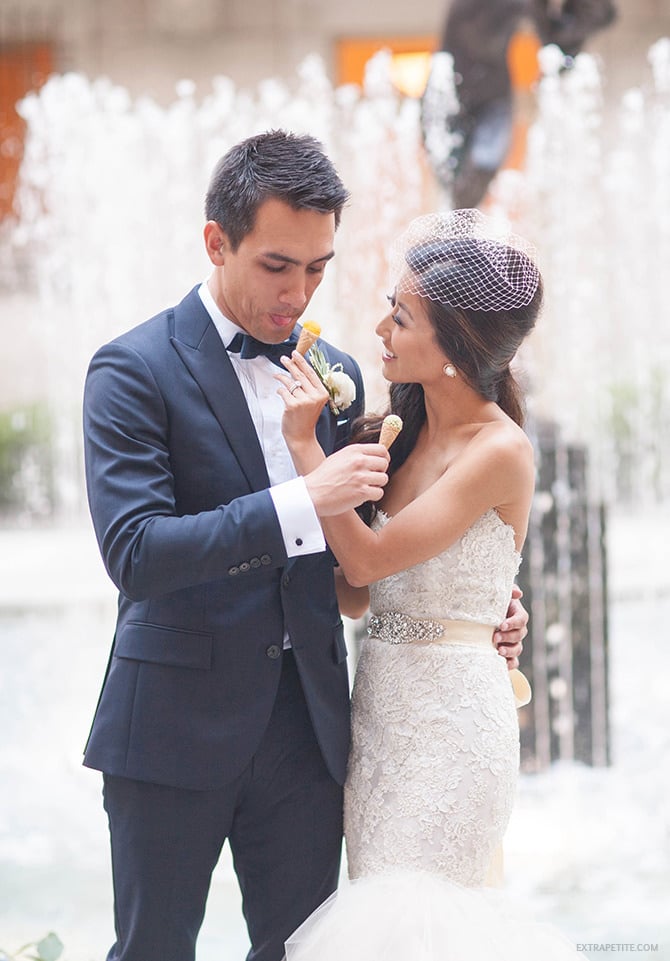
[523, 40, 670, 506]
[8, 42, 670, 517]
[1, 42, 669, 959]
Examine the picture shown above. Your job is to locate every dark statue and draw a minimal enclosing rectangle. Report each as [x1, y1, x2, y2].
[421, 0, 618, 207]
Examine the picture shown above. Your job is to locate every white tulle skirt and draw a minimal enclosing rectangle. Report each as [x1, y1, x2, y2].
[284, 870, 578, 961]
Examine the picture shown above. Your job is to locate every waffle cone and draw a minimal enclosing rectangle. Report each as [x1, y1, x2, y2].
[296, 322, 321, 356]
[379, 415, 403, 449]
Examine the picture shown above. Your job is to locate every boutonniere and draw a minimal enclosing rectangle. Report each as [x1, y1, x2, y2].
[308, 346, 357, 415]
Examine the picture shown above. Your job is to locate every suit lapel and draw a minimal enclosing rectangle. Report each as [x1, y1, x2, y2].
[170, 289, 270, 492]
[315, 403, 336, 454]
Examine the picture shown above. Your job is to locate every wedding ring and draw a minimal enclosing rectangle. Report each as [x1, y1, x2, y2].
[289, 382, 303, 395]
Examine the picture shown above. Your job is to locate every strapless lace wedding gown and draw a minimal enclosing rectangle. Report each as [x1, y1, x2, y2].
[285, 509, 577, 961]
[346, 508, 520, 886]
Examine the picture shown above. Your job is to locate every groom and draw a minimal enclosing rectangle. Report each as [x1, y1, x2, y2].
[82, 129, 528, 961]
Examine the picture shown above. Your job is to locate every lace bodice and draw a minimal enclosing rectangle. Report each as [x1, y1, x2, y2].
[344, 509, 522, 888]
[369, 508, 521, 626]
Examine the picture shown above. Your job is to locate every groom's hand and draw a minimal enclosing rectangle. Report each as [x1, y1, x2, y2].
[305, 444, 389, 517]
[494, 585, 528, 670]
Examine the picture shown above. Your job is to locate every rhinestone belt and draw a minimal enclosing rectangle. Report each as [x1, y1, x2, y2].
[367, 612, 494, 647]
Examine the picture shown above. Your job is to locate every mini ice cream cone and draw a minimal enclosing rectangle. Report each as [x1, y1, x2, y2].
[295, 320, 321, 356]
[379, 414, 403, 450]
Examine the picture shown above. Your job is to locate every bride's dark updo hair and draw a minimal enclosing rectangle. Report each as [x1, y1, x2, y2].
[351, 236, 543, 521]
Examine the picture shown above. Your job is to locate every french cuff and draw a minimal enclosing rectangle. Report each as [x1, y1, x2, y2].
[269, 476, 326, 557]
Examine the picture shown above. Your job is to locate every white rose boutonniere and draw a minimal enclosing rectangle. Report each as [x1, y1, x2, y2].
[308, 346, 357, 415]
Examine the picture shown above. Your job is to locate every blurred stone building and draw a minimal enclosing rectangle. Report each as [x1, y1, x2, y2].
[0, 0, 669, 417]
[1, 0, 668, 105]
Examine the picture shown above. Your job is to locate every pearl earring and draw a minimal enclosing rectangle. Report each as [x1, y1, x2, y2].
[443, 364, 457, 378]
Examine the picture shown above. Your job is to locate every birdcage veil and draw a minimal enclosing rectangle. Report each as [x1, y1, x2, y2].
[389, 209, 540, 311]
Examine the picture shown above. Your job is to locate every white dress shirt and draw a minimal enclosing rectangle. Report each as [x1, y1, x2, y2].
[197, 281, 326, 560]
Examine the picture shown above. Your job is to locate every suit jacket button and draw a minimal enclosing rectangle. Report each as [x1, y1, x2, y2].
[282, 573, 290, 588]
[228, 566, 240, 576]
[250, 557, 261, 568]
[239, 561, 251, 572]
[266, 645, 281, 659]
[260, 554, 271, 565]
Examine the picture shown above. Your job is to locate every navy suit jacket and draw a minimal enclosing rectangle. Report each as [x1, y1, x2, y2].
[82, 286, 365, 790]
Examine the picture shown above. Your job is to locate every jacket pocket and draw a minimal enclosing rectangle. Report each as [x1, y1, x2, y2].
[115, 621, 213, 670]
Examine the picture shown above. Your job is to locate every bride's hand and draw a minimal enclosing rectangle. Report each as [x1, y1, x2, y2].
[276, 350, 330, 450]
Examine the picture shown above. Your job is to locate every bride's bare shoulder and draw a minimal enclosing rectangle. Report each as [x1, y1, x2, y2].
[471, 416, 532, 453]
[461, 418, 534, 480]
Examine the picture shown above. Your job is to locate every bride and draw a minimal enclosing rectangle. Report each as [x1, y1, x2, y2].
[276, 209, 577, 959]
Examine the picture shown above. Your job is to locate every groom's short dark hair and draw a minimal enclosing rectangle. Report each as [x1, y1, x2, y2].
[205, 129, 350, 250]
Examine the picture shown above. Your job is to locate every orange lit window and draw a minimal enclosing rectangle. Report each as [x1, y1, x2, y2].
[0, 42, 52, 220]
[507, 29, 542, 90]
[335, 36, 438, 98]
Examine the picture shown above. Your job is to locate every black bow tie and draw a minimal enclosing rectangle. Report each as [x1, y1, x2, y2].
[227, 331, 298, 367]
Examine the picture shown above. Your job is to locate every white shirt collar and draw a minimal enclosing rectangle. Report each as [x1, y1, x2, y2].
[197, 279, 243, 349]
